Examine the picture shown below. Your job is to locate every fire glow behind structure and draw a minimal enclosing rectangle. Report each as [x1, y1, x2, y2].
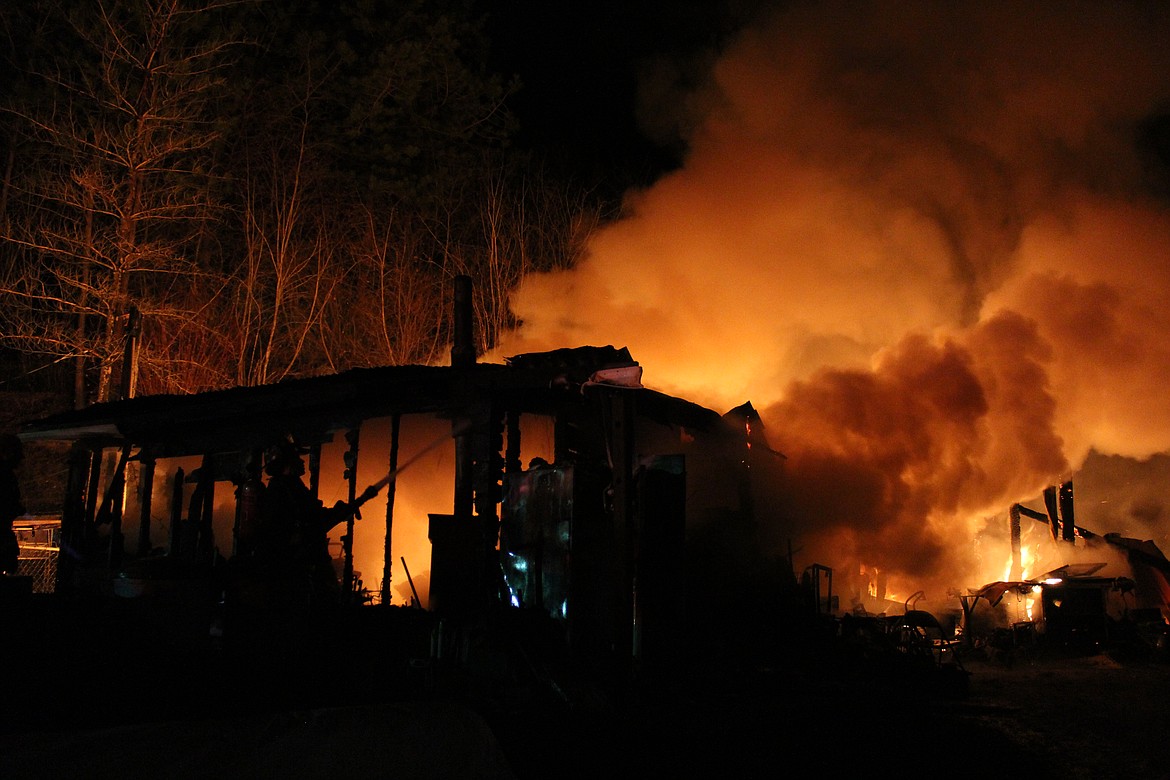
[499, 1, 1170, 598]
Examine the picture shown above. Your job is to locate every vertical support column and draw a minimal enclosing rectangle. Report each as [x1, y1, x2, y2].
[499, 409, 523, 604]
[57, 443, 92, 592]
[450, 275, 475, 369]
[454, 417, 474, 520]
[136, 456, 155, 556]
[476, 406, 506, 604]
[504, 410, 522, 476]
[307, 443, 322, 500]
[1059, 481, 1076, 543]
[1009, 503, 1022, 581]
[168, 467, 185, 558]
[451, 273, 476, 519]
[83, 449, 102, 552]
[1043, 485, 1060, 541]
[433, 274, 480, 618]
[106, 445, 131, 569]
[381, 414, 401, 606]
[342, 427, 360, 602]
[195, 455, 215, 565]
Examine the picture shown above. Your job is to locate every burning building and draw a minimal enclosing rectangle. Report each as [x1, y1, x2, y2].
[493, 2, 1170, 629]
[958, 483, 1170, 660]
[13, 278, 796, 707]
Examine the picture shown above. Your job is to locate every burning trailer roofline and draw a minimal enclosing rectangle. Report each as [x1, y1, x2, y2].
[19, 356, 720, 459]
[16, 277, 786, 692]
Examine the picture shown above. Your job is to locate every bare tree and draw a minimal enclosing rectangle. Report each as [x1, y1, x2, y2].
[0, 0, 611, 400]
[230, 122, 345, 385]
[457, 159, 605, 356]
[0, 0, 241, 403]
[327, 205, 447, 369]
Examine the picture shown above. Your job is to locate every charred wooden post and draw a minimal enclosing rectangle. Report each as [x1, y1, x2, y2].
[83, 448, 102, 551]
[476, 405, 506, 603]
[454, 424, 475, 520]
[307, 442, 322, 500]
[1043, 485, 1061, 540]
[195, 455, 215, 565]
[499, 409, 523, 604]
[452, 274, 475, 519]
[342, 427, 360, 602]
[451, 275, 475, 370]
[105, 445, 131, 569]
[432, 401, 496, 616]
[168, 467, 184, 558]
[1009, 503, 1023, 580]
[454, 420, 474, 521]
[432, 273, 483, 617]
[1059, 481, 1076, 542]
[137, 456, 155, 556]
[57, 443, 91, 591]
[184, 481, 200, 561]
[380, 413, 401, 605]
[504, 409, 522, 476]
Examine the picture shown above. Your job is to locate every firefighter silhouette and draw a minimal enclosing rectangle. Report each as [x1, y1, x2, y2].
[256, 441, 355, 601]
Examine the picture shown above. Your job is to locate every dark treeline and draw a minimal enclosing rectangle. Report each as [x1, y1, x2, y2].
[0, 0, 605, 406]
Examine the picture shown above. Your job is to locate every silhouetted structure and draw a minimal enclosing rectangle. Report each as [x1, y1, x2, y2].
[16, 279, 775, 713]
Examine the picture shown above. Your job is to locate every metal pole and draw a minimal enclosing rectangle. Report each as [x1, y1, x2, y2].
[402, 556, 422, 608]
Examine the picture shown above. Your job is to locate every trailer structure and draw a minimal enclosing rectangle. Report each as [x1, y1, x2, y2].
[14, 280, 782, 720]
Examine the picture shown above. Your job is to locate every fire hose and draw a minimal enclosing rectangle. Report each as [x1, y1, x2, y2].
[348, 420, 472, 517]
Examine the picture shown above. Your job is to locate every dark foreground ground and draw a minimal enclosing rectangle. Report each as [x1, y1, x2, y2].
[4, 657, 1167, 779]
[2, 596, 1168, 779]
[953, 654, 1170, 780]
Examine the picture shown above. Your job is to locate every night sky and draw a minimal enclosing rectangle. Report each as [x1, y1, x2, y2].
[485, 0, 1170, 198]
[479, 0, 756, 193]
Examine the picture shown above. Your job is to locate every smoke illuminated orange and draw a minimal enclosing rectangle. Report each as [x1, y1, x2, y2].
[497, 1, 1170, 604]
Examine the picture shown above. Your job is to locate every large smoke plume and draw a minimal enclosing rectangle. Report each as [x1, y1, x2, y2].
[499, 1, 1170, 596]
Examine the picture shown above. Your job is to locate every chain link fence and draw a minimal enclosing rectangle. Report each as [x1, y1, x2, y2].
[14, 518, 60, 593]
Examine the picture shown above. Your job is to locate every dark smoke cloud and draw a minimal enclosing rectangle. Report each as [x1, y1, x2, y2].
[767, 312, 1067, 585]
[501, 1, 1170, 592]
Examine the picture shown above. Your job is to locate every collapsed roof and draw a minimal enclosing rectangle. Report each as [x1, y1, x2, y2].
[19, 347, 723, 458]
